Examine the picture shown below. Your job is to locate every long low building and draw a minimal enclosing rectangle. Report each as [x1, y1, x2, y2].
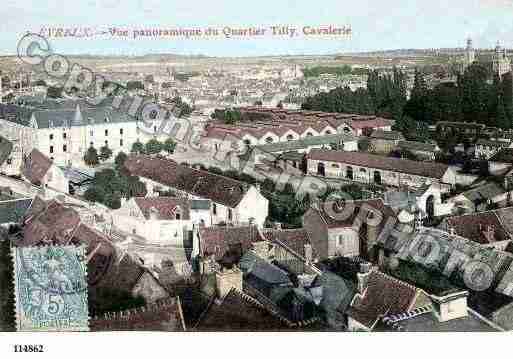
[306, 149, 456, 190]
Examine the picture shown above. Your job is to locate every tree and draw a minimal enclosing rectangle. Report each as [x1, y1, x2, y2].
[145, 139, 163, 155]
[114, 152, 128, 172]
[84, 186, 106, 203]
[84, 147, 99, 166]
[47, 86, 63, 98]
[99, 145, 113, 162]
[163, 138, 177, 154]
[131, 141, 145, 154]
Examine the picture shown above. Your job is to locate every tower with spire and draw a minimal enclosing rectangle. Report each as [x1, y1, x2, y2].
[465, 38, 475, 66]
[492, 41, 511, 78]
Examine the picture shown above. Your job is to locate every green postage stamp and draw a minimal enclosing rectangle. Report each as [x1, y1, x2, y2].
[12, 246, 89, 332]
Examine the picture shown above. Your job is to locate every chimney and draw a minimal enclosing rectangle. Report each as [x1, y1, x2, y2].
[304, 243, 313, 262]
[431, 290, 469, 322]
[356, 261, 372, 295]
[149, 206, 160, 220]
[483, 225, 495, 243]
[251, 241, 270, 261]
[215, 266, 243, 299]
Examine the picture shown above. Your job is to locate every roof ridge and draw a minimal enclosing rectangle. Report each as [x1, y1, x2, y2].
[373, 270, 419, 293]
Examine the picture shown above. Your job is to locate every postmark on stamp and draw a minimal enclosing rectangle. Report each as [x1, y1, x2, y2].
[12, 245, 89, 331]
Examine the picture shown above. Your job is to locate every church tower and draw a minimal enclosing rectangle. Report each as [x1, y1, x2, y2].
[465, 38, 475, 65]
[492, 41, 511, 78]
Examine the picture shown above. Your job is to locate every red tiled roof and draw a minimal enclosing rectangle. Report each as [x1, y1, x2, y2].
[444, 212, 510, 244]
[348, 271, 419, 329]
[308, 149, 449, 179]
[199, 225, 264, 260]
[263, 228, 314, 259]
[90, 297, 185, 331]
[22, 149, 52, 185]
[195, 288, 288, 331]
[125, 156, 249, 208]
[134, 197, 190, 220]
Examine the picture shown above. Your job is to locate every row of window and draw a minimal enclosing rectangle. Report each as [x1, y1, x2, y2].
[211, 203, 233, 220]
[49, 128, 126, 141]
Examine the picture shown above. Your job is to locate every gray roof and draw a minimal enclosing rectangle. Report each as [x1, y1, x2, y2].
[476, 139, 510, 148]
[398, 140, 438, 153]
[0, 198, 32, 224]
[460, 182, 505, 202]
[240, 251, 292, 286]
[0, 136, 13, 166]
[370, 130, 405, 140]
[59, 166, 94, 185]
[253, 133, 357, 153]
[190, 199, 211, 210]
[382, 310, 500, 332]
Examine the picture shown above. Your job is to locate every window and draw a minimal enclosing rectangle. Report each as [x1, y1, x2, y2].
[105, 129, 108, 136]
[63, 144, 67, 152]
[212, 203, 217, 215]
[243, 139, 251, 146]
[105, 140, 108, 146]
[63, 132, 67, 139]
[120, 128, 124, 135]
[175, 212, 181, 220]
[306, 132, 314, 137]
[90, 130, 93, 137]
[228, 208, 233, 221]
[286, 134, 294, 141]
[49, 145, 54, 154]
[6, 158, 12, 165]
[154, 126, 157, 133]
[89, 142, 94, 147]
[120, 139, 123, 147]
[325, 130, 332, 135]
[49, 134, 54, 140]
[265, 136, 274, 144]
[338, 235, 343, 246]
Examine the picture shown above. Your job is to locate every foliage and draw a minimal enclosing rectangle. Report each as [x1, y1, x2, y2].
[47, 86, 63, 98]
[144, 139, 163, 155]
[126, 80, 144, 91]
[303, 65, 356, 78]
[99, 145, 113, 162]
[131, 140, 145, 154]
[163, 137, 177, 154]
[114, 152, 128, 172]
[83, 146, 100, 166]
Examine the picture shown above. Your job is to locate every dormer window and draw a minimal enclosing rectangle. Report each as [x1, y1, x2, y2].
[105, 129, 108, 136]
[49, 134, 54, 140]
[265, 136, 274, 143]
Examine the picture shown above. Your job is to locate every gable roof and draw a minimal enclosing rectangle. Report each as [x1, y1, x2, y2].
[0, 135, 13, 166]
[90, 297, 185, 331]
[0, 198, 32, 224]
[348, 270, 419, 329]
[308, 149, 449, 179]
[370, 130, 405, 141]
[133, 197, 190, 220]
[199, 225, 264, 261]
[443, 211, 510, 244]
[125, 156, 250, 208]
[22, 149, 53, 185]
[263, 228, 315, 260]
[194, 288, 289, 331]
[397, 140, 439, 153]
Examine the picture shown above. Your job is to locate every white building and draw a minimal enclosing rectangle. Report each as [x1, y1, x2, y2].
[124, 155, 269, 228]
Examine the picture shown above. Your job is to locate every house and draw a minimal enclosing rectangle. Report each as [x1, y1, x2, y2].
[0, 99, 169, 168]
[16, 198, 170, 305]
[0, 197, 32, 228]
[397, 140, 440, 161]
[306, 149, 456, 190]
[90, 297, 186, 331]
[22, 149, 69, 193]
[302, 199, 396, 261]
[475, 139, 511, 160]
[368, 130, 405, 153]
[347, 265, 430, 331]
[447, 182, 511, 214]
[124, 155, 269, 228]
[250, 132, 358, 166]
[489, 148, 513, 175]
[197, 225, 264, 270]
[440, 210, 511, 249]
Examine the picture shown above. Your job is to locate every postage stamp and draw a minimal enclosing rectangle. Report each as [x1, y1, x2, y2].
[12, 245, 89, 332]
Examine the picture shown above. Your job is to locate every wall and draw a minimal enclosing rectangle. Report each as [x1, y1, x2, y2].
[328, 227, 359, 257]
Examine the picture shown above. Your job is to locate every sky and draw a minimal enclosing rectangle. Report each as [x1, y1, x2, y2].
[2, 0, 513, 57]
